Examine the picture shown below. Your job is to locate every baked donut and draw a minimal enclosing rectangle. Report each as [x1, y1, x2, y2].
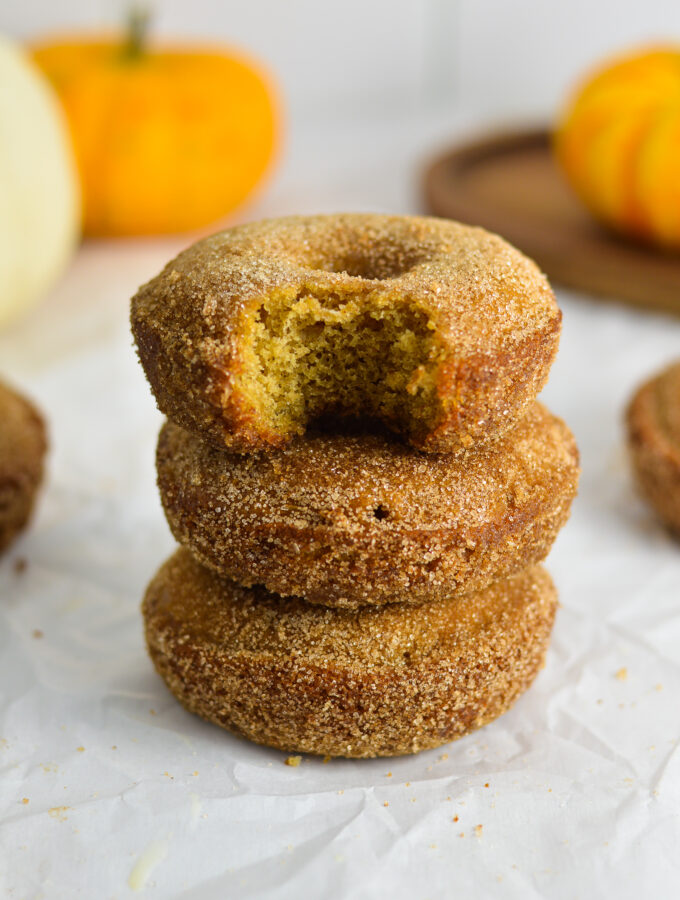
[156, 402, 579, 608]
[143, 550, 557, 758]
[131, 214, 561, 454]
[0, 380, 47, 554]
[627, 360, 680, 533]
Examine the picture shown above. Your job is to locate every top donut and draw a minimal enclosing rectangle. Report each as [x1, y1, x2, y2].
[131, 214, 561, 453]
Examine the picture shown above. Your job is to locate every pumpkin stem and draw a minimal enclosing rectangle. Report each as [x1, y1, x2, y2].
[122, 5, 151, 61]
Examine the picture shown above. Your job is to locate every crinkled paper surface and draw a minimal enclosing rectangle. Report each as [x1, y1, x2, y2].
[1, 115, 680, 899]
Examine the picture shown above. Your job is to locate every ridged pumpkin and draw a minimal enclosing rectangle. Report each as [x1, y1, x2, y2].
[32, 17, 279, 236]
[555, 46, 680, 249]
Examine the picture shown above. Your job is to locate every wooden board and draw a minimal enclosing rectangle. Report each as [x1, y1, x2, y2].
[423, 128, 680, 316]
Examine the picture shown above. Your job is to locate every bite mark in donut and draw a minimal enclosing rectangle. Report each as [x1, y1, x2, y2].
[238, 286, 447, 448]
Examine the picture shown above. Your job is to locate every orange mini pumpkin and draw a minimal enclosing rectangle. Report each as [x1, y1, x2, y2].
[33, 14, 279, 236]
[555, 46, 680, 249]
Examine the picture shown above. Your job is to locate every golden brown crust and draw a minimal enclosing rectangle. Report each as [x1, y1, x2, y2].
[156, 403, 579, 607]
[627, 361, 680, 533]
[131, 214, 561, 454]
[0, 381, 47, 555]
[142, 551, 558, 758]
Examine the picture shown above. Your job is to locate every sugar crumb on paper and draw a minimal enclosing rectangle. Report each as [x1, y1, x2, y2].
[48, 807, 70, 822]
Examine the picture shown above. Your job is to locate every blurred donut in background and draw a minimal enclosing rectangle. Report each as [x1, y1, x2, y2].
[0, 380, 47, 555]
[627, 360, 680, 535]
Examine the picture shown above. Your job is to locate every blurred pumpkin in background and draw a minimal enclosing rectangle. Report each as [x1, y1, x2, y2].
[0, 34, 79, 328]
[32, 11, 279, 237]
[555, 47, 680, 249]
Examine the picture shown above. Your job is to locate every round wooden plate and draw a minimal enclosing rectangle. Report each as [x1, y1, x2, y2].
[423, 128, 680, 316]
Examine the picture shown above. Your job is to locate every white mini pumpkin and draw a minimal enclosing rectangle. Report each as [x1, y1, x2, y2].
[0, 34, 79, 328]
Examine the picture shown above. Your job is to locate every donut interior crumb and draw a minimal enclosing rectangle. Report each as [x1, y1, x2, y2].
[238, 288, 446, 441]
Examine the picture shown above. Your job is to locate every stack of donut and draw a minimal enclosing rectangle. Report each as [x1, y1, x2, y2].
[131, 214, 579, 758]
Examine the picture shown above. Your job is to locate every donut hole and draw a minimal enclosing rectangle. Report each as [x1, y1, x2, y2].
[372, 505, 389, 521]
[309, 248, 424, 281]
[293, 234, 431, 281]
[239, 288, 446, 444]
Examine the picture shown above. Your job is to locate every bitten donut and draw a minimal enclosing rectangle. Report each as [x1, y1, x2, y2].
[627, 360, 680, 533]
[157, 403, 579, 607]
[0, 380, 47, 554]
[143, 550, 558, 758]
[132, 214, 561, 454]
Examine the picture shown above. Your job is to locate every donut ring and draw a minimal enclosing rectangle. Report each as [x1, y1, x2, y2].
[156, 403, 579, 607]
[143, 550, 557, 758]
[627, 361, 680, 533]
[0, 380, 47, 555]
[132, 214, 561, 454]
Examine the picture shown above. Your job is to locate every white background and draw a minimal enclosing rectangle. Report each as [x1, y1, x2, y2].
[2, 3, 680, 899]
[5, 0, 680, 121]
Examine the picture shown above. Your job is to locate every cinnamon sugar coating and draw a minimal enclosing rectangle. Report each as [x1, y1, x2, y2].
[156, 403, 579, 607]
[627, 361, 680, 533]
[131, 214, 561, 454]
[143, 550, 557, 758]
[0, 381, 47, 554]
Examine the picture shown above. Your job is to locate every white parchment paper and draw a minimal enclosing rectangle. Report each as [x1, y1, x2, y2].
[1, 114, 680, 899]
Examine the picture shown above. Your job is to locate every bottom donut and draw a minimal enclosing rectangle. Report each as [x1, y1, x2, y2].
[142, 550, 558, 758]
